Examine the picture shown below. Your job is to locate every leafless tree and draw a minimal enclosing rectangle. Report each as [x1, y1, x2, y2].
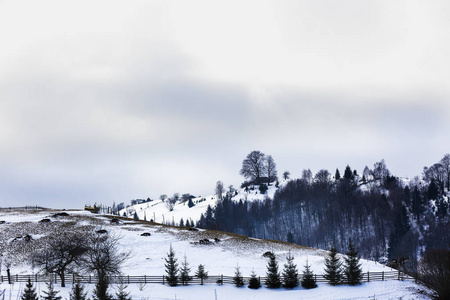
[240, 151, 267, 184]
[80, 232, 130, 300]
[159, 194, 168, 202]
[439, 154, 450, 191]
[215, 181, 225, 202]
[423, 163, 446, 194]
[301, 169, 313, 185]
[266, 155, 278, 185]
[165, 197, 177, 212]
[33, 228, 90, 287]
[283, 171, 290, 180]
[372, 159, 390, 180]
[418, 248, 450, 299]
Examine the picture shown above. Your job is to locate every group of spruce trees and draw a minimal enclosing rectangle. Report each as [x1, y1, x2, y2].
[21, 279, 131, 300]
[164, 241, 363, 290]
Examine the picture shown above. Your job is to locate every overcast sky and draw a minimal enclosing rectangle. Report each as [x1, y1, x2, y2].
[1, 0, 449, 208]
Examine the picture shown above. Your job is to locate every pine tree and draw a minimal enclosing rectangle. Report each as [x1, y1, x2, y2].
[92, 279, 112, 300]
[195, 264, 208, 285]
[41, 281, 62, 300]
[115, 282, 131, 300]
[265, 253, 281, 288]
[301, 260, 317, 289]
[69, 283, 87, 300]
[335, 168, 341, 180]
[248, 270, 261, 289]
[344, 240, 363, 285]
[21, 278, 38, 300]
[164, 245, 179, 286]
[323, 245, 343, 285]
[282, 251, 299, 288]
[179, 255, 192, 286]
[233, 265, 245, 287]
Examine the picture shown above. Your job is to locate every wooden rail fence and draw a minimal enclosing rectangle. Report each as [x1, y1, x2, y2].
[0, 271, 413, 286]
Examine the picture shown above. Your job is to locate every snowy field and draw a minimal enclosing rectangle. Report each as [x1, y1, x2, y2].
[0, 209, 432, 300]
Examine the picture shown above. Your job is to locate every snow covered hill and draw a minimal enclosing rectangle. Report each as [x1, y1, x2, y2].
[0, 209, 431, 300]
[119, 183, 280, 226]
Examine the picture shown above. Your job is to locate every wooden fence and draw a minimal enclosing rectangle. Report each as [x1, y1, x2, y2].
[0, 271, 414, 286]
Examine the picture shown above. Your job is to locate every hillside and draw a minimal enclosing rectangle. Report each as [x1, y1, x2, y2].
[0, 208, 431, 300]
[119, 182, 280, 225]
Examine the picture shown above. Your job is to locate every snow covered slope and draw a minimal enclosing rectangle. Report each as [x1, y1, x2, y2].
[119, 184, 279, 225]
[0, 209, 431, 300]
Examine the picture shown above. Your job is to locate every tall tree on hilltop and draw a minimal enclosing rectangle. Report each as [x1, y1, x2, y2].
[266, 155, 278, 185]
[240, 151, 267, 184]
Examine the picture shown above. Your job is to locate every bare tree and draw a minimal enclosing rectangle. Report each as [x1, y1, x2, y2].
[80, 232, 130, 300]
[159, 194, 168, 202]
[372, 159, 390, 180]
[215, 181, 224, 202]
[301, 169, 313, 185]
[283, 171, 290, 180]
[165, 197, 177, 212]
[423, 163, 446, 194]
[33, 229, 90, 287]
[418, 248, 450, 299]
[240, 151, 267, 184]
[266, 155, 278, 185]
[440, 154, 450, 191]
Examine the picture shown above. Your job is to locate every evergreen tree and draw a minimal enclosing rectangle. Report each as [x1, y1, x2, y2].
[323, 245, 343, 285]
[41, 281, 62, 300]
[233, 265, 245, 287]
[344, 165, 353, 180]
[179, 255, 192, 286]
[92, 279, 112, 300]
[286, 231, 294, 243]
[69, 283, 87, 300]
[248, 270, 261, 289]
[21, 278, 38, 300]
[195, 264, 208, 285]
[133, 212, 139, 220]
[282, 251, 299, 288]
[115, 282, 131, 300]
[335, 168, 341, 180]
[301, 260, 317, 289]
[164, 245, 179, 286]
[187, 198, 195, 208]
[265, 253, 281, 288]
[179, 218, 184, 227]
[343, 240, 363, 285]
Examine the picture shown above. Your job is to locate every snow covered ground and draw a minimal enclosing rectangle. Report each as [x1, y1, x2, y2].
[119, 183, 280, 225]
[0, 209, 432, 300]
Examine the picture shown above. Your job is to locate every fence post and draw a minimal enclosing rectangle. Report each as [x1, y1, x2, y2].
[367, 271, 369, 282]
[163, 275, 165, 285]
[144, 275, 146, 284]
[35, 273, 38, 283]
[382, 271, 384, 281]
[398, 270, 400, 280]
[221, 275, 223, 285]
[128, 275, 130, 284]
[73, 274, 75, 285]
[201, 276, 203, 285]
[16, 274, 18, 282]
[89, 275, 91, 284]
[55, 273, 57, 284]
